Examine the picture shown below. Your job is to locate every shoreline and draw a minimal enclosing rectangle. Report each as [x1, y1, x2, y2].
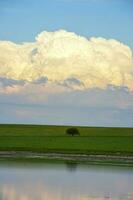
[0, 151, 133, 166]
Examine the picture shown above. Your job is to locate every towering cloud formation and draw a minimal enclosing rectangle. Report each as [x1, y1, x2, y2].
[0, 29, 133, 92]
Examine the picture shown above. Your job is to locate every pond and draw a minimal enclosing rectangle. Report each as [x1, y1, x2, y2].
[0, 161, 133, 200]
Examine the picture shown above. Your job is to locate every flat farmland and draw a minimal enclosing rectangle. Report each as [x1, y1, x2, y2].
[0, 125, 133, 155]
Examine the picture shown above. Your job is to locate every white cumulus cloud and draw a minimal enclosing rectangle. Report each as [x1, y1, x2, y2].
[0, 29, 133, 93]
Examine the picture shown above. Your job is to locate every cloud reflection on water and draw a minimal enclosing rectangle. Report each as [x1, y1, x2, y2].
[0, 183, 133, 200]
[0, 164, 133, 200]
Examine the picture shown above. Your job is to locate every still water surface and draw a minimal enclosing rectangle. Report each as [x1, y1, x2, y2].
[0, 161, 133, 200]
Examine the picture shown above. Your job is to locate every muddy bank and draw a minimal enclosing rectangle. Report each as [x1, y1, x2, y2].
[0, 151, 133, 165]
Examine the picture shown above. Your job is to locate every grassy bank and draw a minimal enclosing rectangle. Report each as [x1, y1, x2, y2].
[0, 156, 133, 167]
[0, 124, 133, 155]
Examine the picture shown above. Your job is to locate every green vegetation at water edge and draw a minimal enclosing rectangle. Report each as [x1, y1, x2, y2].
[0, 124, 133, 155]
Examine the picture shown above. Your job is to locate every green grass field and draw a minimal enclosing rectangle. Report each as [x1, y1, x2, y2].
[0, 124, 133, 155]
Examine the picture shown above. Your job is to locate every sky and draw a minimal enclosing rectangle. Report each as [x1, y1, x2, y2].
[0, 0, 133, 126]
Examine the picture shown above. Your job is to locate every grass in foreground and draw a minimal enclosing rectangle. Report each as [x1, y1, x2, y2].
[0, 124, 133, 155]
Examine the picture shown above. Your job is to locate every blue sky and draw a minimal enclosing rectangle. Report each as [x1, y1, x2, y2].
[0, 0, 133, 49]
[0, 0, 133, 126]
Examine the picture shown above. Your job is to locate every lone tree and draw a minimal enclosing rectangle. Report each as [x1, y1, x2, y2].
[66, 127, 80, 136]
